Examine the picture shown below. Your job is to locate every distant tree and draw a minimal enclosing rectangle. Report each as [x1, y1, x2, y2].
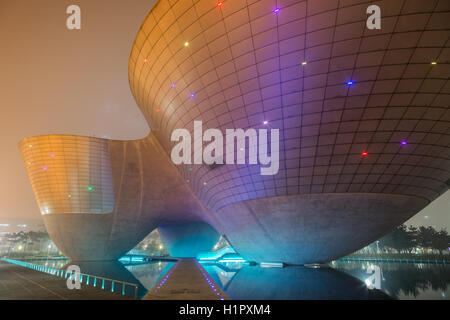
[407, 226, 418, 247]
[416, 226, 436, 249]
[431, 229, 450, 255]
[378, 224, 415, 252]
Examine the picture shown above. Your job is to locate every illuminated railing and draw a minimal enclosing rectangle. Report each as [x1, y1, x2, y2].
[1, 258, 139, 298]
[335, 257, 448, 264]
[197, 246, 247, 264]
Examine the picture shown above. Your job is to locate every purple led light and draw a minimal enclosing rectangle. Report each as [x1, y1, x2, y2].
[273, 8, 280, 14]
[171, 83, 176, 88]
[401, 140, 407, 146]
[190, 93, 195, 98]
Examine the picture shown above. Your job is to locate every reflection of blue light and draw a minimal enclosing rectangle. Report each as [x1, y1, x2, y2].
[260, 262, 284, 268]
[197, 246, 237, 261]
[218, 258, 245, 263]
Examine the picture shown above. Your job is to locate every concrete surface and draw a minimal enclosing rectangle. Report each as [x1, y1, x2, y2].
[214, 193, 428, 264]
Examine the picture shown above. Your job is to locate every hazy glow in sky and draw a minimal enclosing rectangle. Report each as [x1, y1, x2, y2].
[0, 0, 448, 230]
[0, 0, 152, 219]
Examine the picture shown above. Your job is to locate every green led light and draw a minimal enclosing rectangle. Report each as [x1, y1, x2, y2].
[88, 186, 93, 191]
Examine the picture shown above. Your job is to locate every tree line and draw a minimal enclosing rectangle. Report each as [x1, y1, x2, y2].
[374, 225, 450, 254]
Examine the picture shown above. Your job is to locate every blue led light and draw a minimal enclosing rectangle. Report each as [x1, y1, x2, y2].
[346, 81, 354, 86]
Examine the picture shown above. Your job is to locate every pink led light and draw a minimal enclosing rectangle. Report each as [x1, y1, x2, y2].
[263, 121, 268, 125]
[43, 167, 48, 171]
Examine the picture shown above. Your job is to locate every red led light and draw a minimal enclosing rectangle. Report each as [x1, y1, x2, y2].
[362, 151, 368, 157]
[217, 1, 223, 7]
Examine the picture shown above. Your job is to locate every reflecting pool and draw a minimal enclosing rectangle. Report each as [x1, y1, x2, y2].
[201, 262, 390, 299]
[331, 261, 449, 300]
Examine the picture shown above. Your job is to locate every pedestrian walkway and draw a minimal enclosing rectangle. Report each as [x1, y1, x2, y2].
[143, 259, 228, 300]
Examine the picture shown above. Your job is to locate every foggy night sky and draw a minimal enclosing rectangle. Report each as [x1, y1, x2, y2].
[0, 0, 448, 231]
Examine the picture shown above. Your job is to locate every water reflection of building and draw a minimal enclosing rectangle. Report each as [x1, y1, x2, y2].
[332, 261, 450, 299]
[220, 264, 391, 300]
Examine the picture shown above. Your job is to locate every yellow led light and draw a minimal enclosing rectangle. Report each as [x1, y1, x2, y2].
[184, 42, 189, 47]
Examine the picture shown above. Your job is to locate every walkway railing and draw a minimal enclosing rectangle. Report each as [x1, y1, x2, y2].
[1, 258, 139, 299]
[336, 257, 448, 264]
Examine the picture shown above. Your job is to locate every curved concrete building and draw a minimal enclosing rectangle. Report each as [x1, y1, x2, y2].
[19, 134, 216, 260]
[20, 0, 450, 264]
